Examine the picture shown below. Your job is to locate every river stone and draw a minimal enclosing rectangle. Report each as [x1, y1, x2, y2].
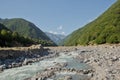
[111, 56, 118, 62]
[22, 58, 28, 65]
[83, 69, 92, 74]
[0, 65, 4, 72]
[87, 73, 94, 77]
[64, 75, 72, 80]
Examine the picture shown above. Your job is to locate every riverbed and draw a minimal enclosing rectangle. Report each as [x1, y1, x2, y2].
[1, 45, 119, 80]
[0, 50, 91, 80]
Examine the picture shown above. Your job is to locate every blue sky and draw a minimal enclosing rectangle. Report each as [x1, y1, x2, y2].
[0, 0, 116, 35]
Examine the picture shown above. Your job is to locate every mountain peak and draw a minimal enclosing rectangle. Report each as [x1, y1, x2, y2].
[0, 18, 51, 41]
[45, 32, 66, 45]
[0, 18, 57, 46]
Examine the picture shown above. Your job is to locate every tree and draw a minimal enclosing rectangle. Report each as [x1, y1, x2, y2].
[1, 29, 8, 36]
[12, 31, 19, 40]
[107, 35, 119, 43]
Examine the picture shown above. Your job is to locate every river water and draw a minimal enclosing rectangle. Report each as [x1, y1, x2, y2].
[0, 51, 90, 80]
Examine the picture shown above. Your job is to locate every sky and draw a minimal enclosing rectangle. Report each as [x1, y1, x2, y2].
[0, 0, 117, 35]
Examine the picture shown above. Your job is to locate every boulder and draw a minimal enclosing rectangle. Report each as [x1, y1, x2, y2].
[0, 65, 4, 72]
[22, 58, 28, 65]
[83, 69, 93, 74]
[22, 58, 33, 65]
[111, 56, 118, 62]
[29, 44, 43, 49]
[84, 59, 90, 63]
[64, 75, 72, 80]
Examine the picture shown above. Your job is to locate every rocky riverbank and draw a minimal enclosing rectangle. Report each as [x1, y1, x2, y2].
[24, 47, 94, 80]
[0, 44, 120, 80]
[77, 44, 120, 80]
[25, 44, 120, 80]
[0, 44, 58, 72]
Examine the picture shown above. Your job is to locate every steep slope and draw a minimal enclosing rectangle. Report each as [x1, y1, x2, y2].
[0, 23, 10, 30]
[45, 32, 66, 45]
[0, 23, 35, 47]
[0, 18, 51, 41]
[64, 0, 120, 46]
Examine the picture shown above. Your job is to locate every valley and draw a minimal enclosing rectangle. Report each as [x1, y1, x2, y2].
[0, 44, 120, 80]
[0, 0, 120, 80]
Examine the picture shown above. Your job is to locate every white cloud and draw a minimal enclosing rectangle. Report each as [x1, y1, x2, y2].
[57, 25, 63, 30]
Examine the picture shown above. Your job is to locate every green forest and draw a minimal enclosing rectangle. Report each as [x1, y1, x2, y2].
[0, 23, 56, 47]
[63, 0, 120, 46]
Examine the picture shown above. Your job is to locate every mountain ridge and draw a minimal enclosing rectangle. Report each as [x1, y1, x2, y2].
[0, 23, 35, 47]
[45, 32, 66, 45]
[0, 18, 51, 41]
[63, 0, 120, 46]
[0, 18, 56, 46]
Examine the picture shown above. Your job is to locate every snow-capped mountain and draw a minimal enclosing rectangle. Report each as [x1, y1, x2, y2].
[45, 32, 66, 45]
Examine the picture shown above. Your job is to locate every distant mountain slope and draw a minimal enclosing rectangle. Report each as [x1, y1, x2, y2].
[0, 23, 9, 30]
[0, 23, 35, 47]
[64, 0, 120, 46]
[45, 32, 66, 45]
[0, 18, 51, 41]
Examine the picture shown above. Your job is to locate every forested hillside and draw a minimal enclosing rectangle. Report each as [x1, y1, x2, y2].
[0, 18, 56, 46]
[64, 0, 120, 46]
